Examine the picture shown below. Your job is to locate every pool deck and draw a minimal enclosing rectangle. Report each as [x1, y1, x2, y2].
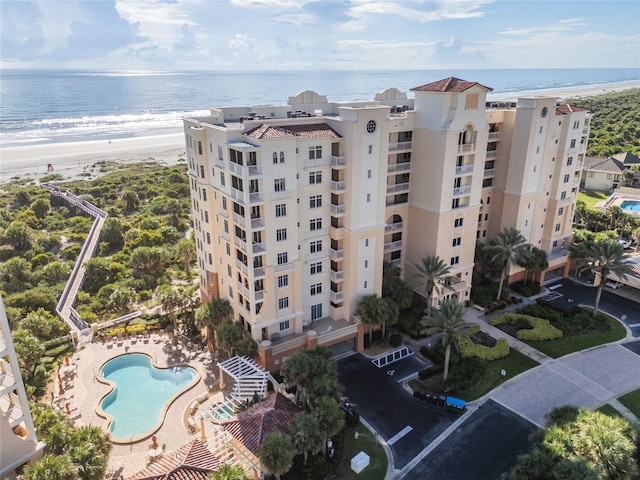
[601, 190, 640, 216]
[61, 333, 223, 479]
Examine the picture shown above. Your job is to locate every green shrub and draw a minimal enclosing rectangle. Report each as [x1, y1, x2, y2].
[491, 313, 563, 341]
[389, 334, 403, 347]
[459, 336, 510, 361]
[447, 357, 486, 391]
[510, 280, 542, 297]
[418, 365, 443, 379]
[46, 343, 74, 358]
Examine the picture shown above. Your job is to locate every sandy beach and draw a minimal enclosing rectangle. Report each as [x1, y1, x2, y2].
[1, 80, 638, 186]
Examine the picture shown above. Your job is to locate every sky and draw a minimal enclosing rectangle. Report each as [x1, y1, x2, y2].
[1, 0, 639, 71]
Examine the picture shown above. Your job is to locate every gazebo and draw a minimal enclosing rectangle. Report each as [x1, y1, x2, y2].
[128, 439, 219, 480]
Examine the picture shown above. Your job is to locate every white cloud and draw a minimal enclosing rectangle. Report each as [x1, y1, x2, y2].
[229, 0, 307, 9]
[228, 33, 256, 53]
[347, 0, 493, 23]
[500, 18, 589, 36]
[35, 0, 91, 52]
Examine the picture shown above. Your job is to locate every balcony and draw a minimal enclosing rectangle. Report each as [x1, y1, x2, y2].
[445, 279, 467, 293]
[274, 262, 294, 273]
[253, 266, 265, 278]
[330, 204, 345, 216]
[331, 156, 347, 167]
[255, 290, 265, 302]
[308, 227, 329, 239]
[330, 248, 345, 260]
[389, 141, 412, 152]
[235, 259, 249, 275]
[234, 236, 248, 252]
[218, 208, 229, 219]
[455, 164, 474, 175]
[330, 270, 344, 282]
[387, 162, 411, 173]
[384, 240, 403, 252]
[249, 192, 264, 204]
[215, 158, 224, 168]
[453, 185, 472, 196]
[268, 190, 292, 201]
[232, 212, 246, 227]
[458, 143, 476, 154]
[248, 165, 262, 176]
[486, 150, 499, 160]
[305, 157, 331, 168]
[252, 242, 266, 254]
[237, 282, 250, 298]
[251, 217, 265, 229]
[488, 132, 501, 142]
[230, 188, 244, 202]
[330, 180, 346, 192]
[229, 162, 243, 176]
[330, 291, 344, 303]
[385, 222, 403, 233]
[483, 168, 495, 177]
[386, 182, 410, 194]
[308, 249, 329, 261]
[389, 257, 402, 267]
[219, 231, 230, 242]
[583, 126, 589, 135]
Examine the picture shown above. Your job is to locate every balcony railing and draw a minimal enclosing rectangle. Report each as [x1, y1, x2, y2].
[331, 156, 346, 167]
[251, 217, 265, 229]
[488, 132, 501, 141]
[317, 323, 359, 346]
[268, 190, 292, 201]
[234, 236, 248, 252]
[486, 150, 499, 160]
[582, 126, 589, 135]
[384, 240, 403, 252]
[232, 212, 246, 227]
[248, 165, 262, 176]
[389, 141, 412, 152]
[215, 158, 224, 168]
[387, 162, 411, 173]
[253, 266, 265, 278]
[235, 259, 248, 275]
[252, 242, 266, 253]
[249, 192, 264, 203]
[305, 157, 331, 168]
[385, 222, 403, 233]
[330, 248, 345, 260]
[458, 143, 476, 153]
[274, 262, 294, 273]
[455, 164, 473, 175]
[386, 182, 410, 194]
[483, 168, 495, 177]
[389, 257, 402, 267]
[331, 181, 346, 192]
[219, 231, 230, 242]
[254, 290, 265, 302]
[330, 204, 345, 215]
[230, 188, 244, 202]
[330, 270, 344, 282]
[330, 291, 344, 303]
[308, 227, 329, 239]
[453, 185, 472, 196]
[229, 162, 243, 176]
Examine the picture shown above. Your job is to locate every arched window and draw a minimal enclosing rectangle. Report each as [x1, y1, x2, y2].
[280, 151, 285, 163]
[273, 152, 278, 164]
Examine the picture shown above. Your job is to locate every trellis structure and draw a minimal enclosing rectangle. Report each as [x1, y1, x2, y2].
[217, 356, 269, 402]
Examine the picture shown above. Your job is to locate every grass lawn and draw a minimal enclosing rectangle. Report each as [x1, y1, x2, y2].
[524, 318, 626, 358]
[618, 389, 640, 419]
[334, 422, 387, 480]
[459, 350, 539, 401]
[596, 404, 624, 419]
[577, 190, 608, 210]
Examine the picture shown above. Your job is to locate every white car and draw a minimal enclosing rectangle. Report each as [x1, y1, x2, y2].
[605, 281, 622, 289]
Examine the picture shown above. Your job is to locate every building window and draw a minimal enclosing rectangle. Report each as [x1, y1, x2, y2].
[368, 145, 373, 154]
[208, 253, 212, 264]
[561, 191, 567, 200]
[309, 171, 322, 184]
[567, 157, 573, 166]
[573, 120, 580, 129]
[220, 172, 225, 186]
[452, 237, 461, 247]
[277, 252, 288, 265]
[452, 198, 460, 209]
[280, 151, 285, 163]
[364, 280, 368, 288]
[606, 173, 613, 180]
[454, 218, 464, 228]
[487, 196, 491, 204]
[366, 194, 371, 202]
[206, 232, 211, 244]
[278, 297, 289, 310]
[310, 240, 322, 253]
[202, 189, 207, 201]
[274, 178, 285, 191]
[365, 239, 369, 247]
[311, 283, 322, 295]
[310, 218, 322, 230]
[310, 262, 322, 274]
[279, 320, 290, 330]
[450, 256, 459, 266]
[217, 146, 223, 160]
[558, 207, 564, 215]
[311, 303, 322, 320]
[278, 275, 288, 288]
[570, 139, 576, 148]
[229, 286, 233, 299]
[276, 228, 287, 241]
[273, 152, 278, 164]
[275, 203, 286, 217]
[226, 243, 231, 256]
[564, 174, 570, 183]
[310, 195, 322, 208]
[555, 223, 561, 232]
[200, 165, 205, 178]
[198, 141, 202, 155]
[465, 93, 479, 110]
[364, 260, 368, 268]
[368, 169, 372, 178]
[227, 265, 232, 277]
[588, 172, 594, 178]
[309, 146, 322, 159]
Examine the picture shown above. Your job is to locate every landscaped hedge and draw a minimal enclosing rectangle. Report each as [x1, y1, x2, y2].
[490, 313, 563, 341]
[103, 323, 147, 338]
[459, 336, 510, 361]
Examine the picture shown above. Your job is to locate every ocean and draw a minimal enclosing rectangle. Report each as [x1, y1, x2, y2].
[1, 68, 638, 148]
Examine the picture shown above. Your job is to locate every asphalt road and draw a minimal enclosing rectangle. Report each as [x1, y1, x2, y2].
[338, 353, 459, 469]
[544, 279, 640, 337]
[401, 400, 538, 480]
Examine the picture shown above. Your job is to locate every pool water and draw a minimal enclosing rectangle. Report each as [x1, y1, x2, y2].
[100, 354, 197, 440]
[620, 200, 640, 213]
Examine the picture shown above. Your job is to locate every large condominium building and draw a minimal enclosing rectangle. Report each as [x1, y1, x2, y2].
[184, 77, 590, 370]
[1, 296, 44, 479]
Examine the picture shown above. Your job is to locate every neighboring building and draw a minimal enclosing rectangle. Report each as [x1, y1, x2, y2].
[184, 78, 591, 370]
[1, 296, 44, 480]
[581, 152, 640, 191]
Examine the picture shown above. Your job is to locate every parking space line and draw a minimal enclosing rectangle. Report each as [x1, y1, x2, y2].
[388, 425, 413, 445]
[547, 284, 563, 290]
[628, 323, 640, 328]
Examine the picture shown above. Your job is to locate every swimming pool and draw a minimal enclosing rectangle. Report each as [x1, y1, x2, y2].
[97, 353, 198, 442]
[620, 200, 640, 213]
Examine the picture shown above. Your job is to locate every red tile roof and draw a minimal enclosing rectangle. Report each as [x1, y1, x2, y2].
[555, 104, 588, 114]
[245, 123, 342, 140]
[411, 77, 493, 93]
[129, 439, 219, 480]
[221, 393, 303, 456]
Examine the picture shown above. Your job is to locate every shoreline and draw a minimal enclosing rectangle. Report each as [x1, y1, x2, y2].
[1, 79, 638, 186]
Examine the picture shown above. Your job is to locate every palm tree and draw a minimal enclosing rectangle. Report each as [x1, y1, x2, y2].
[571, 239, 632, 316]
[160, 287, 187, 332]
[259, 432, 294, 480]
[23, 454, 75, 480]
[290, 413, 324, 465]
[209, 464, 250, 480]
[195, 298, 232, 358]
[486, 227, 528, 300]
[356, 294, 386, 344]
[175, 238, 195, 275]
[413, 255, 452, 315]
[313, 396, 345, 454]
[420, 299, 470, 382]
